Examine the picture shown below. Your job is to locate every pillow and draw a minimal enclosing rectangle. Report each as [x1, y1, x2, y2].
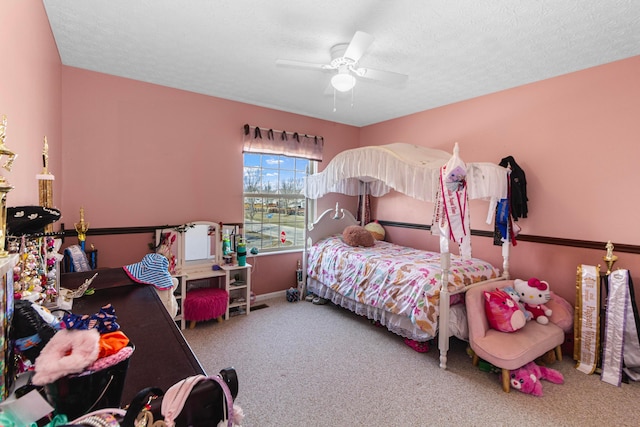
[342, 225, 375, 247]
[484, 288, 526, 333]
[364, 221, 385, 240]
[547, 291, 574, 333]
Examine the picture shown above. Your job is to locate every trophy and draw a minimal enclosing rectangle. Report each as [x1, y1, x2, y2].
[37, 136, 55, 233]
[0, 115, 16, 257]
[75, 207, 90, 250]
[603, 240, 618, 274]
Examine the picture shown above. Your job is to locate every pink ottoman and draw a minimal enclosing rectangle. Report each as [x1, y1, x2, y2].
[183, 287, 228, 328]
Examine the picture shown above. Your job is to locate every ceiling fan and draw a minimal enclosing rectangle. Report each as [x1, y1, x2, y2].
[276, 31, 408, 93]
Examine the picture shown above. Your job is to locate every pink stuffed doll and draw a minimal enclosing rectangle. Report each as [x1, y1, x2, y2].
[503, 361, 564, 396]
[514, 278, 553, 324]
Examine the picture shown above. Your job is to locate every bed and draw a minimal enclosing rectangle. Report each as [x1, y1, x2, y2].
[303, 143, 512, 369]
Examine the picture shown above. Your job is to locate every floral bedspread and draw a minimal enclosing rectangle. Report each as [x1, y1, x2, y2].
[307, 235, 500, 337]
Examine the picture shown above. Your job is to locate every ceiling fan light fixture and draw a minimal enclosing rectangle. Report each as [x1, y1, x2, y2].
[331, 72, 356, 92]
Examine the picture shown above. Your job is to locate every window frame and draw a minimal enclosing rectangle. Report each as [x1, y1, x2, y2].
[243, 152, 316, 254]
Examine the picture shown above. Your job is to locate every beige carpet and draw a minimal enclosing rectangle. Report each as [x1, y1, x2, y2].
[183, 297, 640, 427]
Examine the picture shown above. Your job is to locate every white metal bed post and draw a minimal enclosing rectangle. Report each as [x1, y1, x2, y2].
[501, 240, 511, 279]
[302, 180, 310, 299]
[357, 180, 369, 226]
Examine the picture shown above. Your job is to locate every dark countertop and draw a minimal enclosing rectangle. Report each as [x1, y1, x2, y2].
[60, 268, 205, 404]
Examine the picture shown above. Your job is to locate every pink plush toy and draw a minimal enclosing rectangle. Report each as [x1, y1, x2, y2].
[503, 361, 564, 396]
[514, 278, 553, 325]
[484, 288, 526, 333]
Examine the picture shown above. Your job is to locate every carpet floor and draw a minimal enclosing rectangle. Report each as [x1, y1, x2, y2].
[183, 297, 640, 427]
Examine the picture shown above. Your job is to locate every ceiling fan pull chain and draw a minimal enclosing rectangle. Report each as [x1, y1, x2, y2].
[333, 88, 337, 112]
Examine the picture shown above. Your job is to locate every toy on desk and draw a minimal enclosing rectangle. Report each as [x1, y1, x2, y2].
[63, 272, 98, 299]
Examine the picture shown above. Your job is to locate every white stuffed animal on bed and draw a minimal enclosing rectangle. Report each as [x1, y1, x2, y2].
[514, 278, 553, 325]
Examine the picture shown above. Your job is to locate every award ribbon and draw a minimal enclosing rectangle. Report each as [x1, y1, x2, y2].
[575, 264, 600, 375]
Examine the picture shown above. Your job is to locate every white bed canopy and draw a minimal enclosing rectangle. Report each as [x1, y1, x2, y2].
[304, 142, 509, 203]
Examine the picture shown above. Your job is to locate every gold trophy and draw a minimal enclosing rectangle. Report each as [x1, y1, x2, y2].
[75, 207, 90, 251]
[37, 136, 55, 233]
[603, 240, 618, 274]
[0, 115, 16, 257]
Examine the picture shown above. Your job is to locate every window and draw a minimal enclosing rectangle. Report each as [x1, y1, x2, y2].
[243, 153, 315, 253]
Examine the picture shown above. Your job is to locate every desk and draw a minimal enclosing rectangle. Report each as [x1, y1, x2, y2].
[61, 269, 205, 403]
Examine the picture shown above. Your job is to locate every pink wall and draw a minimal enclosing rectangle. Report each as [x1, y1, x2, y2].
[60, 67, 359, 294]
[361, 56, 640, 303]
[4, 3, 638, 302]
[0, 1, 62, 207]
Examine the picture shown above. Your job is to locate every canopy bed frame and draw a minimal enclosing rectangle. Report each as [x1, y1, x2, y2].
[303, 143, 512, 369]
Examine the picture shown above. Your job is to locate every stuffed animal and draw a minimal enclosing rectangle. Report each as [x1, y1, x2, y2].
[503, 361, 564, 396]
[503, 286, 533, 322]
[514, 278, 553, 324]
[484, 288, 526, 332]
[156, 231, 178, 274]
[342, 225, 375, 247]
[364, 221, 385, 240]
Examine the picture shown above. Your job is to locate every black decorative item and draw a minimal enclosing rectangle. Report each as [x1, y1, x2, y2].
[7, 206, 61, 236]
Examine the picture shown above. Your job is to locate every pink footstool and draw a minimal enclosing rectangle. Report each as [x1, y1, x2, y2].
[183, 287, 228, 328]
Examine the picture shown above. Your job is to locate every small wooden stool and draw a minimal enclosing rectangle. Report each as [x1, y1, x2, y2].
[184, 287, 228, 328]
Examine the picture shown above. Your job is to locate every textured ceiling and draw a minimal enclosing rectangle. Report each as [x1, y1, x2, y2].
[43, 0, 640, 127]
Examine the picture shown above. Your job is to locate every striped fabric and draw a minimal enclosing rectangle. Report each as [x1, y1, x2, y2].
[124, 253, 173, 290]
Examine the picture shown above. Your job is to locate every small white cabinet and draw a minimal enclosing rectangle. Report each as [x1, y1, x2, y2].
[223, 263, 251, 319]
[172, 273, 187, 330]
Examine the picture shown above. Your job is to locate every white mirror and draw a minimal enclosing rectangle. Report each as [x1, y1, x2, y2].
[184, 223, 214, 262]
[183, 222, 221, 266]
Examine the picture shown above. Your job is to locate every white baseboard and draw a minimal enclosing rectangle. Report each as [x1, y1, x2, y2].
[254, 290, 286, 302]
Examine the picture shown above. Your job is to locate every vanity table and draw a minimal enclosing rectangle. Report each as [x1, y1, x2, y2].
[158, 222, 251, 329]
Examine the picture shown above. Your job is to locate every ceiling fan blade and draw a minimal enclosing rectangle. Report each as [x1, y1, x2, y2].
[275, 59, 331, 71]
[356, 67, 408, 85]
[343, 31, 374, 62]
